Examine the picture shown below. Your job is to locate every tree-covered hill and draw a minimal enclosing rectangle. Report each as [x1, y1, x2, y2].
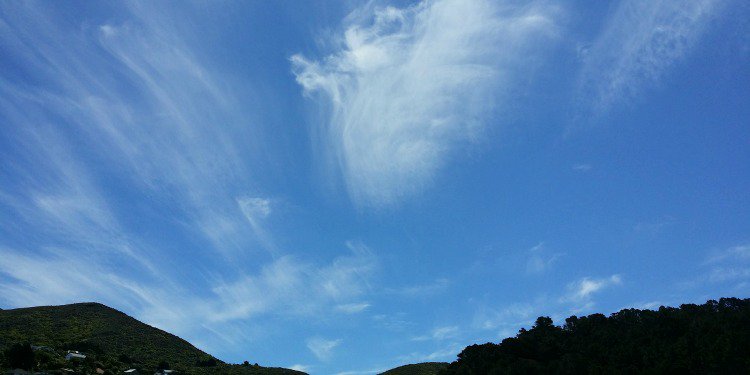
[0, 302, 303, 375]
[379, 362, 447, 375]
[441, 298, 750, 374]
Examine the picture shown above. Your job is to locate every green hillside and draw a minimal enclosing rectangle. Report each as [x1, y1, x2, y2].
[379, 362, 447, 375]
[0, 302, 303, 375]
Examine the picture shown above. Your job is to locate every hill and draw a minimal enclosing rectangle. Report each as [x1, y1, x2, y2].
[441, 297, 750, 374]
[379, 362, 447, 375]
[0, 302, 303, 375]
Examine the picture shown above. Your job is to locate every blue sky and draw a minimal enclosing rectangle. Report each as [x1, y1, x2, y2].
[0, 0, 748, 373]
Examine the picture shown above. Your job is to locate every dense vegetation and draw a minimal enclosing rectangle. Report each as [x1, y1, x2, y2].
[379, 362, 447, 375]
[441, 298, 750, 374]
[0, 302, 303, 375]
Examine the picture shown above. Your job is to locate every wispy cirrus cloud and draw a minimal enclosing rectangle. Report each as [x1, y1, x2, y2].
[572, 164, 592, 172]
[292, 0, 559, 206]
[0, 241, 379, 355]
[237, 197, 278, 254]
[526, 242, 562, 275]
[473, 274, 624, 338]
[387, 277, 450, 297]
[700, 243, 750, 287]
[209, 245, 377, 322]
[288, 364, 310, 373]
[306, 337, 342, 361]
[0, 2, 248, 339]
[577, 0, 725, 112]
[0, 1, 264, 261]
[563, 274, 623, 303]
[634, 215, 677, 235]
[473, 302, 536, 332]
[335, 302, 371, 314]
[411, 325, 459, 342]
[706, 243, 750, 264]
[397, 342, 464, 364]
[0, 3, 384, 365]
[333, 368, 386, 375]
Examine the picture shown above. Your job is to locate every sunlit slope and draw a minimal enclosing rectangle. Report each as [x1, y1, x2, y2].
[0, 302, 303, 374]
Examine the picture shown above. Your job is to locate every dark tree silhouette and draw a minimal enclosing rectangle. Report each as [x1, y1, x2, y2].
[442, 298, 750, 375]
[4, 343, 34, 370]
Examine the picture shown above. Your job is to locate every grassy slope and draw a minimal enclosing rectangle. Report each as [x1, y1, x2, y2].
[0, 302, 302, 374]
[379, 362, 448, 375]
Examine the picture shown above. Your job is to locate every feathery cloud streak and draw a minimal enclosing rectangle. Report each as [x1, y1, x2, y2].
[0, 2, 378, 360]
[564, 275, 623, 302]
[0, 1, 265, 260]
[292, 0, 558, 206]
[578, 0, 725, 112]
[307, 337, 343, 361]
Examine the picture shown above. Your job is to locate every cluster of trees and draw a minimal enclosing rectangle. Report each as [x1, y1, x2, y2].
[0, 342, 295, 375]
[2, 343, 37, 370]
[441, 298, 750, 374]
[0, 343, 134, 374]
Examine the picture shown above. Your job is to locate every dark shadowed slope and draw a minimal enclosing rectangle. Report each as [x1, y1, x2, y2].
[441, 298, 750, 375]
[0, 302, 304, 375]
[379, 362, 447, 375]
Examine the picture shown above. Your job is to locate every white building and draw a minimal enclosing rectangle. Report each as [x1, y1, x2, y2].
[65, 351, 86, 361]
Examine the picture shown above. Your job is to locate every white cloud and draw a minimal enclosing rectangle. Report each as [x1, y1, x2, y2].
[292, 0, 559, 206]
[0, 2, 266, 259]
[398, 342, 464, 364]
[389, 277, 450, 297]
[677, 243, 750, 292]
[690, 243, 750, 287]
[237, 197, 276, 254]
[563, 274, 622, 302]
[525, 242, 562, 275]
[306, 337, 342, 361]
[431, 326, 459, 340]
[237, 197, 272, 218]
[634, 215, 677, 234]
[334, 369, 385, 375]
[208, 256, 307, 321]
[420, 343, 463, 361]
[372, 312, 414, 332]
[0, 246, 201, 337]
[207, 243, 377, 322]
[289, 364, 310, 372]
[707, 265, 750, 283]
[0, 132, 159, 277]
[474, 302, 536, 331]
[0, 249, 117, 308]
[707, 267, 750, 283]
[632, 301, 664, 310]
[706, 243, 750, 264]
[335, 302, 371, 314]
[318, 241, 378, 300]
[0, 3, 304, 355]
[578, 0, 725, 112]
[412, 325, 459, 341]
[572, 164, 592, 172]
[0, 241, 379, 359]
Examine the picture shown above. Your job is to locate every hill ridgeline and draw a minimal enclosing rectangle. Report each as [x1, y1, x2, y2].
[0, 302, 303, 375]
